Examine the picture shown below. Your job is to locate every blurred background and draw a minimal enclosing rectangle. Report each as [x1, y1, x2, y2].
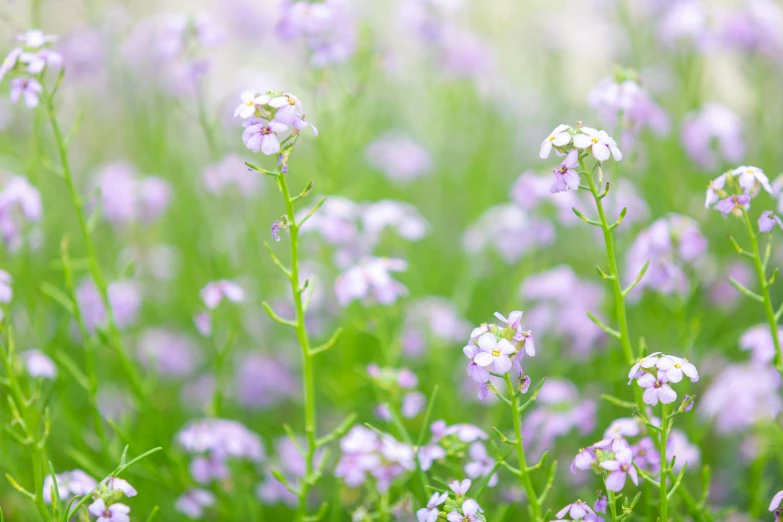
[1, 0, 783, 520]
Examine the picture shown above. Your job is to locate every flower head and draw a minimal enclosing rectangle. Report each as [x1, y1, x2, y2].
[200, 279, 245, 309]
[556, 499, 595, 519]
[449, 478, 471, 495]
[600, 446, 639, 492]
[551, 150, 580, 194]
[732, 165, 772, 195]
[714, 194, 750, 217]
[88, 499, 131, 522]
[242, 118, 288, 155]
[540, 124, 572, 159]
[473, 332, 515, 374]
[416, 492, 448, 522]
[656, 356, 699, 383]
[759, 211, 783, 233]
[771, 490, 783, 511]
[446, 499, 481, 522]
[636, 373, 677, 406]
[573, 127, 623, 162]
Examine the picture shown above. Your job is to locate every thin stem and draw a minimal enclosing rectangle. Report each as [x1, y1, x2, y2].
[504, 374, 541, 520]
[607, 490, 618, 521]
[659, 402, 671, 522]
[580, 156, 634, 364]
[742, 209, 783, 375]
[278, 169, 318, 520]
[42, 84, 145, 401]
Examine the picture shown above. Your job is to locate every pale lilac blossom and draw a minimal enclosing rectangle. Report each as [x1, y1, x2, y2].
[88, 499, 130, 522]
[175, 489, 216, 519]
[473, 332, 515, 374]
[43, 470, 97, 503]
[417, 492, 448, 522]
[21, 349, 56, 379]
[446, 500, 481, 522]
[365, 132, 432, 182]
[334, 257, 408, 306]
[759, 211, 782, 233]
[573, 127, 623, 162]
[540, 124, 572, 159]
[200, 280, 245, 309]
[681, 103, 744, 170]
[636, 373, 677, 406]
[601, 446, 639, 492]
[732, 165, 772, 195]
[10, 77, 42, 108]
[551, 150, 580, 194]
[242, 118, 288, 155]
[715, 194, 750, 216]
[656, 355, 699, 383]
[556, 500, 595, 519]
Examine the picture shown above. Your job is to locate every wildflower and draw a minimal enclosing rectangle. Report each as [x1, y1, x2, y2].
[271, 219, 284, 241]
[417, 492, 448, 522]
[20, 349, 56, 379]
[656, 355, 699, 383]
[449, 479, 471, 495]
[464, 441, 498, 487]
[18, 29, 58, 48]
[714, 194, 750, 216]
[705, 173, 727, 208]
[740, 324, 782, 364]
[681, 103, 744, 170]
[446, 499, 481, 522]
[494, 310, 523, 330]
[137, 328, 200, 377]
[473, 332, 515, 374]
[462, 204, 554, 264]
[556, 500, 595, 519]
[402, 391, 426, 418]
[20, 48, 62, 74]
[200, 280, 245, 309]
[0, 48, 22, 82]
[402, 297, 470, 357]
[233, 90, 268, 119]
[10, 77, 42, 108]
[88, 499, 130, 522]
[43, 470, 97, 503]
[105, 477, 137, 497]
[175, 489, 216, 519]
[242, 118, 288, 155]
[594, 496, 607, 514]
[550, 150, 580, 193]
[570, 447, 597, 474]
[637, 373, 677, 406]
[732, 165, 772, 194]
[771, 491, 783, 511]
[601, 446, 639, 492]
[631, 437, 659, 472]
[334, 257, 408, 306]
[269, 92, 302, 125]
[540, 124, 572, 159]
[627, 352, 662, 382]
[573, 127, 623, 161]
[759, 211, 783, 233]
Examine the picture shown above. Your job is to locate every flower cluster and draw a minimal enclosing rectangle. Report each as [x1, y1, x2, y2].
[87, 478, 138, 522]
[416, 480, 485, 522]
[176, 418, 264, 484]
[335, 426, 415, 492]
[234, 91, 317, 155]
[462, 311, 535, 399]
[0, 29, 62, 108]
[275, 0, 357, 67]
[628, 352, 699, 406]
[706, 165, 772, 217]
[540, 123, 622, 163]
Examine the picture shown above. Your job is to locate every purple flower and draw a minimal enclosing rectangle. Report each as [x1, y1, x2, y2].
[176, 418, 264, 462]
[705, 173, 727, 208]
[76, 279, 142, 333]
[771, 491, 783, 511]
[463, 344, 490, 384]
[235, 354, 298, 409]
[0, 48, 23, 82]
[43, 470, 96, 503]
[656, 355, 699, 383]
[365, 132, 431, 183]
[417, 492, 448, 522]
[494, 311, 524, 330]
[20, 349, 56, 379]
[449, 479, 471, 495]
[551, 150, 580, 194]
[203, 155, 261, 195]
[556, 500, 595, 519]
[20, 48, 62, 74]
[540, 124, 572, 159]
[242, 118, 287, 155]
[88, 499, 130, 522]
[570, 447, 597, 474]
[446, 499, 481, 522]
[271, 220, 284, 241]
[759, 211, 783, 233]
[136, 328, 200, 377]
[519, 373, 531, 393]
[200, 280, 245, 309]
[594, 495, 607, 514]
[402, 391, 426, 418]
[733, 165, 772, 195]
[464, 442, 498, 487]
[631, 437, 660, 472]
[473, 332, 515, 374]
[334, 257, 408, 307]
[10, 77, 42, 108]
[714, 194, 750, 216]
[573, 127, 623, 162]
[636, 373, 677, 406]
[462, 204, 555, 264]
[174, 489, 216, 519]
[601, 446, 639, 492]
[104, 477, 137, 497]
[269, 93, 302, 125]
[627, 352, 661, 382]
[740, 324, 782, 365]
[681, 103, 744, 170]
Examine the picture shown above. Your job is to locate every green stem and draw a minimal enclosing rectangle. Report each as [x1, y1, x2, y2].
[742, 210, 783, 375]
[278, 170, 318, 520]
[580, 157, 634, 365]
[504, 374, 541, 520]
[42, 85, 145, 401]
[607, 489, 618, 521]
[659, 403, 671, 522]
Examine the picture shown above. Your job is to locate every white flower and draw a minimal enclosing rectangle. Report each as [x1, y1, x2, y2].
[627, 351, 661, 382]
[732, 166, 772, 195]
[473, 332, 515, 374]
[705, 173, 726, 208]
[573, 127, 623, 161]
[539, 124, 572, 159]
[233, 90, 270, 119]
[656, 355, 699, 383]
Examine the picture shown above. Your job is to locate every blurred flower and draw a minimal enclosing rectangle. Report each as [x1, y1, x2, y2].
[625, 214, 707, 299]
[93, 162, 171, 226]
[10, 77, 42, 108]
[43, 470, 97, 503]
[668, 429, 700, 472]
[739, 324, 783, 365]
[203, 155, 260, 195]
[759, 211, 783, 233]
[77, 278, 142, 333]
[0, 174, 43, 252]
[700, 362, 782, 433]
[21, 349, 56, 379]
[401, 297, 470, 357]
[136, 328, 200, 377]
[88, 499, 130, 522]
[464, 441, 498, 487]
[681, 103, 744, 170]
[771, 491, 783, 511]
[718, 0, 783, 57]
[657, 0, 712, 49]
[200, 279, 245, 309]
[450, 479, 471, 495]
[235, 353, 298, 409]
[175, 489, 216, 519]
[276, 0, 357, 67]
[463, 204, 554, 264]
[733, 166, 772, 195]
[0, 269, 11, 305]
[334, 257, 408, 307]
[335, 426, 415, 492]
[365, 132, 432, 183]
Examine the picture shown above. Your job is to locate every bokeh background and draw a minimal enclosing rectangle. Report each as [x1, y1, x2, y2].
[1, 0, 783, 520]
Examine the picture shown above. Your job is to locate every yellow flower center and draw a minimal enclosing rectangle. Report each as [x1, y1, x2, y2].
[591, 136, 600, 144]
[288, 98, 297, 105]
[548, 135, 556, 142]
[246, 99, 254, 106]
[492, 349, 500, 357]
[674, 362, 681, 369]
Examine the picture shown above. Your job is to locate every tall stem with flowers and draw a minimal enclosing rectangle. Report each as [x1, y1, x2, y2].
[234, 90, 352, 520]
